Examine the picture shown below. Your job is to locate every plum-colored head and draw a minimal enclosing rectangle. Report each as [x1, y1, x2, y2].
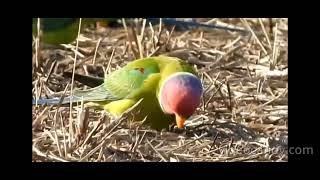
[159, 72, 203, 128]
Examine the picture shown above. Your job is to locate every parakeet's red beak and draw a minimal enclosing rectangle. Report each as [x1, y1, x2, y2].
[175, 114, 186, 128]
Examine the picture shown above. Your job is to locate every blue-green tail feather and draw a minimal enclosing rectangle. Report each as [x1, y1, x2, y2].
[32, 96, 84, 105]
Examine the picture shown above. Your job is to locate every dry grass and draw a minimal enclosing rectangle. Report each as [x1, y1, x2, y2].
[32, 18, 288, 162]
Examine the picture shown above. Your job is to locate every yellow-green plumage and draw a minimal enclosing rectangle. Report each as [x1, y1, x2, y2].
[34, 56, 199, 130]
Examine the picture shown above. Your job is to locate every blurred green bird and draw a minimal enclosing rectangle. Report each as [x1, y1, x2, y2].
[32, 18, 118, 46]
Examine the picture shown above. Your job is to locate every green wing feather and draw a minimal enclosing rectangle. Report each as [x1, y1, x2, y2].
[103, 58, 160, 99]
[72, 57, 161, 102]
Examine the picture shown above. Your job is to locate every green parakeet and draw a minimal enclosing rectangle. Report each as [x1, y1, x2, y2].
[33, 56, 203, 130]
[32, 18, 118, 46]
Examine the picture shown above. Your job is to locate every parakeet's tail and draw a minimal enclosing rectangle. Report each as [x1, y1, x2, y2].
[33, 84, 120, 106]
[32, 96, 84, 105]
